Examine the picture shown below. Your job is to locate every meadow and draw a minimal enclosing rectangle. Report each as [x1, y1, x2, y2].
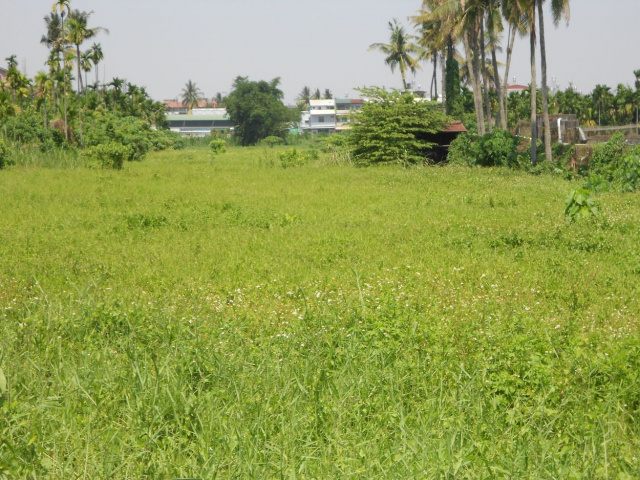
[1, 147, 639, 479]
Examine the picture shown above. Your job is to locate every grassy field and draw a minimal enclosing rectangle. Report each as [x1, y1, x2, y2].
[1, 147, 639, 478]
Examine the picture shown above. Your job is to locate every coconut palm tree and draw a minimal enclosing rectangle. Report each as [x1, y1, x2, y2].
[67, 10, 109, 94]
[181, 80, 203, 111]
[369, 18, 422, 92]
[88, 43, 104, 87]
[501, 0, 527, 130]
[52, 0, 71, 140]
[527, 0, 538, 166]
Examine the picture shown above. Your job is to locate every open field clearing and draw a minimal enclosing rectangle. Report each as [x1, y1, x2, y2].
[1, 148, 640, 478]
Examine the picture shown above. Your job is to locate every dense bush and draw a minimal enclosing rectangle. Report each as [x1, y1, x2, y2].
[85, 142, 131, 169]
[0, 139, 12, 169]
[260, 136, 285, 148]
[348, 87, 450, 166]
[209, 139, 227, 155]
[0, 114, 65, 151]
[447, 130, 519, 168]
[278, 147, 317, 168]
[584, 134, 640, 192]
[475, 130, 519, 167]
[446, 132, 475, 166]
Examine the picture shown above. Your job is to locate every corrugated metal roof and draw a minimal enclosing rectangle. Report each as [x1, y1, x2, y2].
[166, 114, 230, 121]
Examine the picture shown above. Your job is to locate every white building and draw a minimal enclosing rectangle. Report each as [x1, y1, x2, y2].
[299, 98, 365, 134]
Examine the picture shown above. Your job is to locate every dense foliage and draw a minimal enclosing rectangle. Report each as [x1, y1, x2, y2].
[225, 77, 297, 146]
[448, 130, 520, 168]
[348, 87, 450, 166]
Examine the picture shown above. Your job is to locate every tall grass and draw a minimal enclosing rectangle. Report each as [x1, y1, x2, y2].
[1, 147, 639, 478]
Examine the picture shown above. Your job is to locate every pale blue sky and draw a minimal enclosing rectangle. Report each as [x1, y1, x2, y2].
[1, 0, 638, 104]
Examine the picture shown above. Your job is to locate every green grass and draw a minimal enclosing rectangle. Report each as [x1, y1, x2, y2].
[1, 147, 639, 478]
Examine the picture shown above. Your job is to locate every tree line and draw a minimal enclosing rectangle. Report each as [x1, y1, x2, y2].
[368, 0, 640, 165]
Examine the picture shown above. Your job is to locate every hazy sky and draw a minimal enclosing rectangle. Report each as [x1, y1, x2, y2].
[2, 0, 639, 104]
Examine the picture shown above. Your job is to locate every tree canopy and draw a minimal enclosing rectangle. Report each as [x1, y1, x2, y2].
[348, 87, 450, 166]
[225, 76, 296, 146]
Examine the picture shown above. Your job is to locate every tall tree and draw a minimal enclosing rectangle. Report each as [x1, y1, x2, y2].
[52, 0, 71, 139]
[226, 76, 295, 146]
[181, 80, 203, 111]
[369, 18, 422, 91]
[528, 0, 537, 166]
[88, 43, 103, 87]
[67, 9, 108, 94]
[500, 0, 527, 130]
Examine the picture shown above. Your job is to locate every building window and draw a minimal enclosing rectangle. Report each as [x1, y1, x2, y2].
[318, 116, 325, 123]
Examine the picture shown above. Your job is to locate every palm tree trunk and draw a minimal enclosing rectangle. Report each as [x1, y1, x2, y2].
[537, 0, 553, 161]
[441, 48, 447, 114]
[432, 51, 438, 100]
[530, 4, 538, 167]
[491, 41, 504, 130]
[76, 45, 83, 94]
[480, 19, 492, 133]
[464, 23, 485, 135]
[501, 25, 517, 131]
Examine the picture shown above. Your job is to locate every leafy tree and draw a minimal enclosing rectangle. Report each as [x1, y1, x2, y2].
[225, 76, 296, 146]
[369, 19, 422, 92]
[323, 89, 333, 100]
[181, 80, 203, 111]
[312, 88, 321, 100]
[348, 87, 450, 166]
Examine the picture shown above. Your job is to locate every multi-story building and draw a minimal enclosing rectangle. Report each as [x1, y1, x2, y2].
[299, 98, 365, 134]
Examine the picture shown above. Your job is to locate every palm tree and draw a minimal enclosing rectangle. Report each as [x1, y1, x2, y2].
[413, 2, 445, 102]
[181, 80, 203, 111]
[591, 84, 612, 126]
[528, 0, 538, 166]
[52, 0, 71, 140]
[88, 43, 104, 87]
[369, 18, 422, 92]
[296, 86, 311, 109]
[324, 89, 333, 100]
[540, 0, 570, 158]
[501, 0, 527, 130]
[67, 10, 109, 94]
[34, 71, 52, 128]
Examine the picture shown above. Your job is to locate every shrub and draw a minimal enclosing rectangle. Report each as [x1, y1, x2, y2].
[447, 132, 475, 166]
[590, 133, 626, 173]
[474, 129, 519, 167]
[86, 142, 133, 169]
[83, 113, 153, 162]
[278, 147, 315, 168]
[209, 139, 227, 155]
[260, 136, 285, 148]
[348, 87, 450, 166]
[0, 139, 12, 169]
[0, 114, 66, 151]
[565, 188, 600, 222]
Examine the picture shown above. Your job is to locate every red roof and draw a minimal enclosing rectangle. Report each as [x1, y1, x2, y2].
[443, 121, 467, 133]
[163, 99, 213, 109]
[507, 84, 528, 90]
